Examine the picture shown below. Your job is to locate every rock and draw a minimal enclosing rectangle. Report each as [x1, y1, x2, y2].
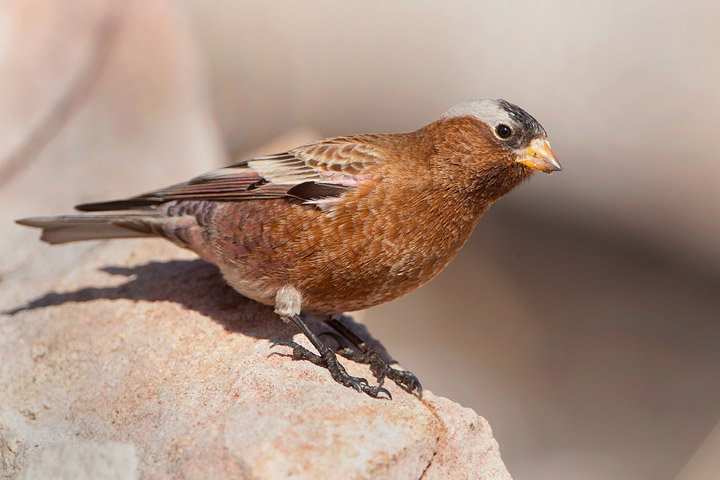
[421, 396, 512, 480]
[2, 239, 511, 479]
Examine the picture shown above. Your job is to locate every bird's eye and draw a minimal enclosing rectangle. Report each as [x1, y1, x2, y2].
[495, 124, 513, 139]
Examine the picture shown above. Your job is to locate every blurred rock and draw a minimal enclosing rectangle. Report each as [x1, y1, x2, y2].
[0, 0, 223, 282]
[0, 0, 112, 177]
[675, 421, 720, 480]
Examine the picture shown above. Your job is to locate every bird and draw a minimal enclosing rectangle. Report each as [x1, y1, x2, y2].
[17, 99, 561, 399]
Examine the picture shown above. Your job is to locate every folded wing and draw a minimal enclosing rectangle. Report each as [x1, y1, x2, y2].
[76, 134, 387, 212]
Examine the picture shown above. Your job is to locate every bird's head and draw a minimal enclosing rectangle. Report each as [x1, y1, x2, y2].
[429, 99, 561, 200]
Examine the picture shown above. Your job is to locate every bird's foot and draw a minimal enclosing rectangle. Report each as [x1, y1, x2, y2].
[325, 318, 422, 397]
[336, 344, 422, 397]
[271, 340, 391, 399]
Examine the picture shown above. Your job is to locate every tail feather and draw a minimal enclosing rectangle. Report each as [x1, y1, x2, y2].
[16, 214, 160, 245]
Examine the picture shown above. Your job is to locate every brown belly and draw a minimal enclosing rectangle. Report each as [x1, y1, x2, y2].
[191, 189, 480, 314]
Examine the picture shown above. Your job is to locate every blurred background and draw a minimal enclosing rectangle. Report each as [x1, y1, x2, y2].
[1, 0, 719, 478]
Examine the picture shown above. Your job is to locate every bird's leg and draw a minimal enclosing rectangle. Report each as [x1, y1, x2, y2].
[272, 286, 391, 399]
[326, 315, 422, 397]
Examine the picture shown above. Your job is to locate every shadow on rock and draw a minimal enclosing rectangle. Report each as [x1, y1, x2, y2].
[3, 258, 393, 360]
[4, 259, 281, 337]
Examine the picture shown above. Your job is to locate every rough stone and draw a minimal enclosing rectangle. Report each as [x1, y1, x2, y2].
[2, 239, 511, 479]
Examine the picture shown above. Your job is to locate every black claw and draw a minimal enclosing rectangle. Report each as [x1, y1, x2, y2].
[270, 340, 325, 366]
[386, 368, 423, 397]
[269, 340, 299, 351]
[268, 340, 298, 359]
[368, 386, 392, 400]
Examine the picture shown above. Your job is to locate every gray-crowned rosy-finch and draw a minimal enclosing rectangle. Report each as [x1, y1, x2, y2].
[18, 99, 561, 399]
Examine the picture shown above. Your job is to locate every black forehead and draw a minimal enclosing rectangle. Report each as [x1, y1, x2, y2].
[497, 99, 547, 138]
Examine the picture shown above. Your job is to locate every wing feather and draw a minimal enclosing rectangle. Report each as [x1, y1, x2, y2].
[76, 135, 390, 212]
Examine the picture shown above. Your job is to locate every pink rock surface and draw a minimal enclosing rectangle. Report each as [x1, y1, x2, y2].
[2, 240, 510, 479]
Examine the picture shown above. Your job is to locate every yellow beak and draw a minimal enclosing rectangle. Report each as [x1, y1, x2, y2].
[515, 138, 562, 173]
